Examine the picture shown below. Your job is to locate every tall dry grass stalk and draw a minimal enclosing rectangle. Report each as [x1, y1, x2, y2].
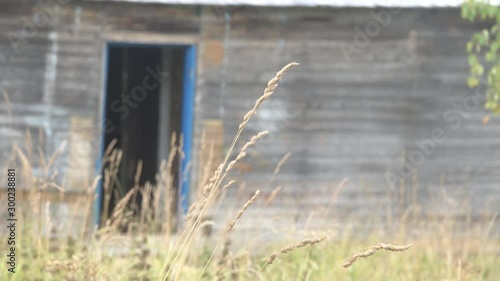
[80, 176, 101, 238]
[158, 62, 299, 281]
[265, 186, 281, 206]
[269, 152, 291, 187]
[225, 131, 269, 173]
[158, 132, 179, 234]
[342, 243, 413, 268]
[266, 236, 327, 266]
[2, 89, 11, 111]
[319, 243, 413, 281]
[194, 190, 261, 281]
[316, 179, 348, 231]
[215, 237, 232, 281]
[105, 186, 137, 232]
[227, 190, 260, 231]
[101, 147, 123, 223]
[264, 152, 291, 206]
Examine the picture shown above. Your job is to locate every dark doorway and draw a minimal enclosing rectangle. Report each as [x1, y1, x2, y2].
[102, 45, 187, 224]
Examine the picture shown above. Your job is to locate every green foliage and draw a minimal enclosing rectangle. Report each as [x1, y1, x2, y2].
[461, 0, 500, 112]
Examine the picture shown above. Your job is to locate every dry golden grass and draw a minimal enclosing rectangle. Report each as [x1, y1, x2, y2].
[266, 236, 327, 266]
[227, 190, 260, 232]
[342, 243, 413, 268]
[0, 62, 499, 281]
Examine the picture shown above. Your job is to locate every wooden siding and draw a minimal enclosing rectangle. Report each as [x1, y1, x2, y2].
[0, 1, 498, 234]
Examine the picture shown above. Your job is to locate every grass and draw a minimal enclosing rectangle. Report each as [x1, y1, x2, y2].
[0, 62, 499, 280]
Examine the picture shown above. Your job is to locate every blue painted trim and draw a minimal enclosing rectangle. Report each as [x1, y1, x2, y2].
[94, 44, 109, 227]
[180, 46, 197, 214]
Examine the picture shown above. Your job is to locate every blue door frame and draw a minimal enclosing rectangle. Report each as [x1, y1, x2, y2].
[180, 46, 196, 215]
[94, 43, 197, 227]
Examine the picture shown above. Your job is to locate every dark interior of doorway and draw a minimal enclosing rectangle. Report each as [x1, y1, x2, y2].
[102, 45, 185, 229]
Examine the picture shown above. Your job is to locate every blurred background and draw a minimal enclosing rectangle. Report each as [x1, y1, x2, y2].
[0, 0, 499, 280]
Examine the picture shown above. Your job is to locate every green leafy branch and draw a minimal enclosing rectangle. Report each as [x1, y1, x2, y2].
[462, 0, 500, 112]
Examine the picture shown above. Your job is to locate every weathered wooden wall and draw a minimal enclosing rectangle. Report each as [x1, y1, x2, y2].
[0, 1, 499, 235]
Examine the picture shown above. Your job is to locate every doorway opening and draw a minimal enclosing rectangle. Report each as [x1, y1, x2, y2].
[98, 44, 196, 228]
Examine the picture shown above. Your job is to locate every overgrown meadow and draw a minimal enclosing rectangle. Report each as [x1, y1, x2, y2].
[1, 63, 499, 281]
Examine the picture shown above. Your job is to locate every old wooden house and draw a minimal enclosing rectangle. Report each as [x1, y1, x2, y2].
[1, 0, 499, 235]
